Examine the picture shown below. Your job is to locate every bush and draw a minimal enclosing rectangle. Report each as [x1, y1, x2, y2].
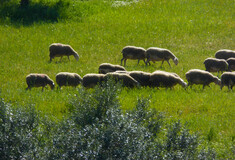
[0, 81, 217, 159]
[0, 97, 41, 159]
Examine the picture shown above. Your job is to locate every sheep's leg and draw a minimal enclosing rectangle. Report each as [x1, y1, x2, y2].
[67, 56, 70, 61]
[143, 59, 146, 65]
[160, 60, 164, 67]
[166, 60, 171, 68]
[60, 56, 63, 61]
[121, 58, 124, 65]
[124, 59, 127, 66]
[145, 59, 149, 65]
[137, 59, 140, 65]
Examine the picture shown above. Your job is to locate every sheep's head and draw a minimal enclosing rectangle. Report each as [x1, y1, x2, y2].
[214, 77, 221, 86]
[173, 57, 178, 65]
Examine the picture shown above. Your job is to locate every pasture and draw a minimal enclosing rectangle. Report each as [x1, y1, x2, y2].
[0, 0, 234, 158]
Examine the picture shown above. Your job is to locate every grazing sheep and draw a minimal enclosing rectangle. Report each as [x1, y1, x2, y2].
[185, 69, 221, 89]
[26, 73, 54, 91]
[220, 72, 235, 90]
[215, 49, 235, 60]
[203, 58, 228, 74]
[49, 43, 79, 62]
[226, 58, 235, 71]
[145, 47, 178, 67]
[149, 71, 187, 89]
[129, 71, 151, 87]
[82, 74, 105, 88]
[104, 72, 139, 88]
[99, 63, 126, 74]
[56, 72, 82, 88]
[121, 46, 146, 66]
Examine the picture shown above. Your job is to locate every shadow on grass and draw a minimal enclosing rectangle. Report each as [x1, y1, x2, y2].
[0, 0, 69, 26]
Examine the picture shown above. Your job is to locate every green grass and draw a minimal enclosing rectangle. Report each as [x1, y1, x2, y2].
[0, 0, 234, 158]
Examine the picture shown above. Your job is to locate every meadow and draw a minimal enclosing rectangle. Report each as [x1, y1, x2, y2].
[0, 0, 234, 158]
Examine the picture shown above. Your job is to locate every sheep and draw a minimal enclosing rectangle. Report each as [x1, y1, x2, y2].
[98, 63, 126, 74]
[129, 71, 151, 87]
[149, 71, 187, 89]
[185, 69, 221, 89]
[220, 72, 235, 90]
[226, 58, 235, 71]
[26, 73, 54, 91]
[121, 46, 146, 66]
[104, 72, 139, 88]
[203, 58, 228, 74]
[215, 49, 235, 60]
[82, 73, 105, 88]
[49, 43, 79, 62]
[56, 72, 82, 88]
[145, 47, 178, 67]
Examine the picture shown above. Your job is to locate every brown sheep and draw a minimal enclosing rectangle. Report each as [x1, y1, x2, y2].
[129, 71, 151, 87]
[26, 73, 54, 91]
[99, 63, 126, 74]
[203, 58, 228, 74]
[104, 72, 139, 88]
[150, 71, 186, 89]
[185, 69, 221, 89]
[215, 49, 235, 60]
[220, 72, 235, 90]
[226, 58, 235, 71]
[49, 43, 79, 62]
[82, 74, 105, 88]
[145, 47, 178, 68]
[56, 72, 82, 88]
[121, 46, 146, 66]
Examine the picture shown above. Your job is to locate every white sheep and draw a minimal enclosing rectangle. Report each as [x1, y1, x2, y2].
[56, 72, 82, 88]
[149, 70, 186, 89]
[226, 58, 235, 71]
[121, 46, 146, 66]
[49, 43, 79, 62]
[104, 72, 139, 88]
[203, 58, 228, 74]
[26, 73, 55, 91]
[185, 69, 221, 89]
[129, 71, 151, 87]
[82, 73, 105, 88]
[215, 49, 235, 60]
[220, 72, 235, 90]
[145, 47, 178, 67]
[98, 63, 126, 74]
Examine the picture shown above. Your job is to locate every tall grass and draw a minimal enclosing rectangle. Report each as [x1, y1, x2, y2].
[0, 0, 234, 158]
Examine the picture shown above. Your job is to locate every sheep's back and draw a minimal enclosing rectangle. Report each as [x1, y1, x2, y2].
[122, 46, 146, 59]
[215, 49, 235, 60]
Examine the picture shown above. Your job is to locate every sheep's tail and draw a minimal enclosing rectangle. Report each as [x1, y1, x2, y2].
[73, 52, 79, 61]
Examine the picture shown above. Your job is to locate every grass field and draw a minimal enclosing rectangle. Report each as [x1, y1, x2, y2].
[0, 0, 234, 158]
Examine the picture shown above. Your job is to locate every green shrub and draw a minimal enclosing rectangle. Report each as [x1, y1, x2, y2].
[0, 80, 217, 159]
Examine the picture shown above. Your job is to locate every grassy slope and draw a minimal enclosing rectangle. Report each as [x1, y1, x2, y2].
[0, 0, 234, 157]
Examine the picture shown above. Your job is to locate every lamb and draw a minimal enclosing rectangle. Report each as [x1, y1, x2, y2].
[82, 74, 105, 88]
[220, 72, 235, 90]
[226, 58, 235, 71]
[26, 73, 54, 91]
[203, 58, 228, 74]
[149, 71, 187, 89]
[49, 43, 79, 62]
[98, 63, 126, 74]
[185, 69, 221, 89]
[56, 72, 82, 88]
[121, 46, 146, 66]
[145, 47, 178, 67]
[215, 49, 235, 60]
[129, 71, 151, 87]
[104, 72, 139, 88]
